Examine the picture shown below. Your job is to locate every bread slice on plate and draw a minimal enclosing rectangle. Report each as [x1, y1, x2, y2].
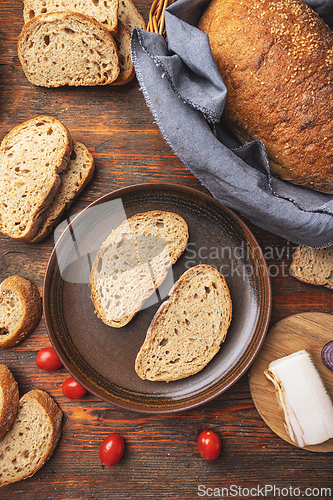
[111, 21, 135, 85]
[135, 264, 232, 382]
[23, 0, 119, 34]
[90, 211, 189, 328]
[290, 245, 333, 289]
[118, 0, 146, 33]
[0, 390, 63, 487]
[0, 365, 19, 440]
[18, 12, 120, 87]
[0, 116, 72, 241]
[31, 140, 95, 243]
[0, 276, 42, 348]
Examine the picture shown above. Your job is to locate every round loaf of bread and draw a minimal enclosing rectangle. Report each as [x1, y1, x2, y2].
[198, 0, 333, 193]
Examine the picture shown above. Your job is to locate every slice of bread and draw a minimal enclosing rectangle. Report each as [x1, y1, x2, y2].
[118, 0, 146, 33]
[18, 12, 120, 87]
[90, 211, 189, 328]
[111, 22, 135, 85]
[135, 264, 232, 382]
[0, 116, 72, 241]
[31, 140, 95, 243]
[0, 390, 62, 487]
[23, 0, 119, 34]
[0, 365, 19, 440]
[290, 245, 333, 289]
[0, 276, 42, 348]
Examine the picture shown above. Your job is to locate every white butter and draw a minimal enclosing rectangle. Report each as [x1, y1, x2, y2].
[265, 349, 333, 447]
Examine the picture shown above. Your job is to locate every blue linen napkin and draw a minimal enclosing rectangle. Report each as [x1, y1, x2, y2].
[131, 0, 333, 248]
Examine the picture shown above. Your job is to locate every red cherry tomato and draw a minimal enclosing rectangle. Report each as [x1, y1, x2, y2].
[99, 434, 125, 467]
[62, 376, 87, 399]
[197, 429, 221, 461]
[36, 346, 62, 371]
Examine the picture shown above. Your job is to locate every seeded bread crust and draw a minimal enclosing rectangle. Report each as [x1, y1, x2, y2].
[0, 276, 42, 348]
[23, 0, 119, 34]
[135, 264, 232, 382]
[290, 245, 333, 289]
[31, 140, 95, 243]
[18, 11, 120, 87]
[0, 389, 63, 487]
[90, 211, 189, 328]
[0, 365, 19, 440]
[198, 0, 333, 194]
[0, 116, 72, 241]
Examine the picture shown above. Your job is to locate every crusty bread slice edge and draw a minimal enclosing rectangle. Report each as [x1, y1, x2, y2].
[0, 389, 63, 488]
[0, 115, 72, 241]
[111, 22, 135, 86]
[118, 0, 146, 33]
[0, 365, 19, 440]
[0, 276, 42, 348]
[290, 245, 333, 289]
[135, 264, 232, 382]
[22, 0, 119, 35]
[90, 211, 189, 328]
[30, 140, 95, 243]
[18, 12, 120, 87]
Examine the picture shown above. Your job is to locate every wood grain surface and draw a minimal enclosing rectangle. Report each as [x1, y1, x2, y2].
[249, 312, 333, 453]
[1, 2, 333, 499]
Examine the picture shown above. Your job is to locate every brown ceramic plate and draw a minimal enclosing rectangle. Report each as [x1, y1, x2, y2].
[43, 183, 271, 413]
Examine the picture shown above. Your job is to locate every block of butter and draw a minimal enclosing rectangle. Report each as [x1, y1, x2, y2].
[264, 349, 333, 447]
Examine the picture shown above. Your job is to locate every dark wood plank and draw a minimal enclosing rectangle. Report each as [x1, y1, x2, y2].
[1, 1, 333, 498]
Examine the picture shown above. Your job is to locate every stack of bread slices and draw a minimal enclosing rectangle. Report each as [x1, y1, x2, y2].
[0, 364, 63, 487]
[0, 115, 95, 242]
[18, 0, 146, 87]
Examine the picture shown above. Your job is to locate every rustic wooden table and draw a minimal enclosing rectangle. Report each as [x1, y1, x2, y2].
[1, 1, 332, 499]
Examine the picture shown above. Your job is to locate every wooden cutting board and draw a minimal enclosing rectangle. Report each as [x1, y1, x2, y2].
[249, 312, 333, 452]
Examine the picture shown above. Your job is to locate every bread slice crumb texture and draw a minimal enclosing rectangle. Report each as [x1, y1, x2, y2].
[0, 116, 72, 241]
[23, 0, 119, 34]
[0, 390, 62, 487]
[90, 211, 189, 328]
[18, 12, 120, 87]
[135, 264, 232, 382]
[290, 245, 333, 289]
[0, 276, 42, 348]
[111, 21, 135, 85]
[31, 140, 95, 242]
[0, 365, 19, 440]
[118, 0, 146, 33]
[0, 289, 23, 337]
